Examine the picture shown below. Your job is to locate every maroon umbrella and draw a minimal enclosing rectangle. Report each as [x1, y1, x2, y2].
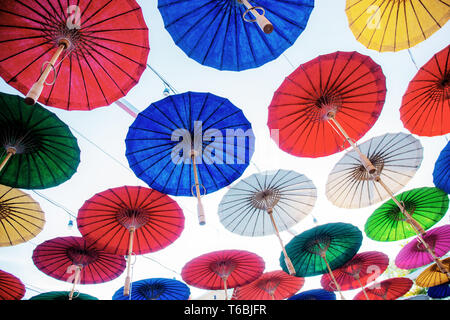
[321, 251, 389, 300]
[0, 270, 25, 300]
[396, 225, 450, 270]
[181, 250, 265, 300]
[232, 270, 305, 300]
[32, 236, 126, 300]
[353, 277, 413, 300]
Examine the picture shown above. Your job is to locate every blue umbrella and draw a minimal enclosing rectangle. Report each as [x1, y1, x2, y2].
[433, 141, 450, 194]
[287, 289, 336, 300]
[125, 91, 255, 225]
[112, 278, 191, 300]
[427, 282, 450, 299]
[158, 0, 314, 71]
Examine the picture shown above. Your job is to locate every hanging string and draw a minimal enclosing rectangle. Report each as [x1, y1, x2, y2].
[146, 63, 179, 95]
[282, 53, 296, 70]
[407, 49, 419, 71]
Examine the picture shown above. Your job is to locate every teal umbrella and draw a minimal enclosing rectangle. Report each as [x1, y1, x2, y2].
[280, 222, 363, 299]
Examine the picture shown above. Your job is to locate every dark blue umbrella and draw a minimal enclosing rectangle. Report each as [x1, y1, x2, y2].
[427, 282, 450, 299]
[433, 141, 450, 194]
[158, 0, 314, 71]
[125, 91, 255, 225]
[112, 278, 191, 300]
[287, 289, 336, 300]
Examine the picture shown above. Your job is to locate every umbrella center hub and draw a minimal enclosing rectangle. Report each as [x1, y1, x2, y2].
[431, 74, 450, 101]
[209, 260, 236, 278]
[314, 95, 342, 121]
[305, 235, 332, 255]
[66, 247, 98, 266]
[140, 283, 165, 300]
[117, 208, 149, 229]
[1, 123, 42, 154]
[0, 204, 11, 220]
[416, 235, 437, 252]
[353, 154, 385, 180]
[257, 278, 280, 295]
[251, 189, 281, 210]
[391, 202, 416, 221]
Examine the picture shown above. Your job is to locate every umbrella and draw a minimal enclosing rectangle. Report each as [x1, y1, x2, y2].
[287, 288, 336, 300]
[158, 0, 314, 71]
[320, 251, 389, 300]
[427, 282, 450, 299]
[29, 291, 98, 300]
[77, 185, 185, 296]
[181, 249, 265, 300]
[345, 0, 449, 52]
[395, 225, 450, 269]
[281, 222, 363, 299]
[326, 132, 423, 209]
[0, 184, 45, 247]
[125, 91, 255, 225]
[218, 169, 317, 275]
[112, 278, 191, 300]
[268, 50, 386, 158]
[366, 187, 449, 278]
[32, 236, 126, 300]
[353, 277, 413, 300]
[0, 0, 149, 109]
[365, 187, 448, 242]
[400, 45, 449, 137]
[433, 141, 450, 194]
[231, 270, 304, 300]
[0, 270, 25, 300]
[415, 257, 450, 287]
[0, 92, 80, 189]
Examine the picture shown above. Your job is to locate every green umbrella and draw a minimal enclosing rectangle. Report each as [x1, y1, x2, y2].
[366, 187, 450, 279]
[280, 222, 363, 299]
[29, 291, 98, 300]
[365, 187, 449, 242]
[0, 92, 80, 189]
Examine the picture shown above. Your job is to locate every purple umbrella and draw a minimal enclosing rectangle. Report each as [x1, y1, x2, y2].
[395, 225, 450, 270]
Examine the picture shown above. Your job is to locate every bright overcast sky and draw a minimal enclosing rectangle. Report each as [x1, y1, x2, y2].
[0, 0, 449, 300]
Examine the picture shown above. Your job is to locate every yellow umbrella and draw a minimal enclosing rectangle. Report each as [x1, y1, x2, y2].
[346, 0, 449, 52]
[415, 257, 450, 288]
[0, 185, 45, 247]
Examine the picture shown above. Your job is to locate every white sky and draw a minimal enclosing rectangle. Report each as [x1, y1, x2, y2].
[0, 0, 449, 300]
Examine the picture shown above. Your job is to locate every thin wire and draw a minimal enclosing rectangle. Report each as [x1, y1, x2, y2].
[146, 63, 179, 94]
[32, 190, 77, 219]
[68, 125, 132, 173]
[141, 255, 180, 276]
[407, 49, 419, 70]
[282, 53, 296, 70]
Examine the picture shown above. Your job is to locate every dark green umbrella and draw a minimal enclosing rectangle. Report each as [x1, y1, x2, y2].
[29, 291, 98, 300]
[0, 92, 80, 189]
[365, 187, 448, 242]
[280, 222, 363, 299]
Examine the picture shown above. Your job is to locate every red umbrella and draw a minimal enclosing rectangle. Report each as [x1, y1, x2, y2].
[232, 270, 304, 300]
[353, 277, 413, 300]
[396, 225, 450, 270]
[321, 251, 389, 300]
[181, 250, 265, 300]
[0, 0, 149, 110]
[77, 185, 185, 296]
[400, 45, 450, 137]
[0, 270, 25, 300]
[268, 51, 386, 159]
[32, 236, 126, 300]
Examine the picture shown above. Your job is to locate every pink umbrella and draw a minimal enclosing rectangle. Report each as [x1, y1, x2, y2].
[395, 225, 450, 270]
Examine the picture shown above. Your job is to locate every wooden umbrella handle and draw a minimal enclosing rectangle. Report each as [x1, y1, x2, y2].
[68, 265, 82, 300]
[123, 227, 136, 296]
[267, 208, 296, 275]
[238, 0, 274, 34]
[0, 147, 16, 172]
[191, 151, 206, 225]
[321, 253, 345, 300]
[25, 39, 70, 105]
